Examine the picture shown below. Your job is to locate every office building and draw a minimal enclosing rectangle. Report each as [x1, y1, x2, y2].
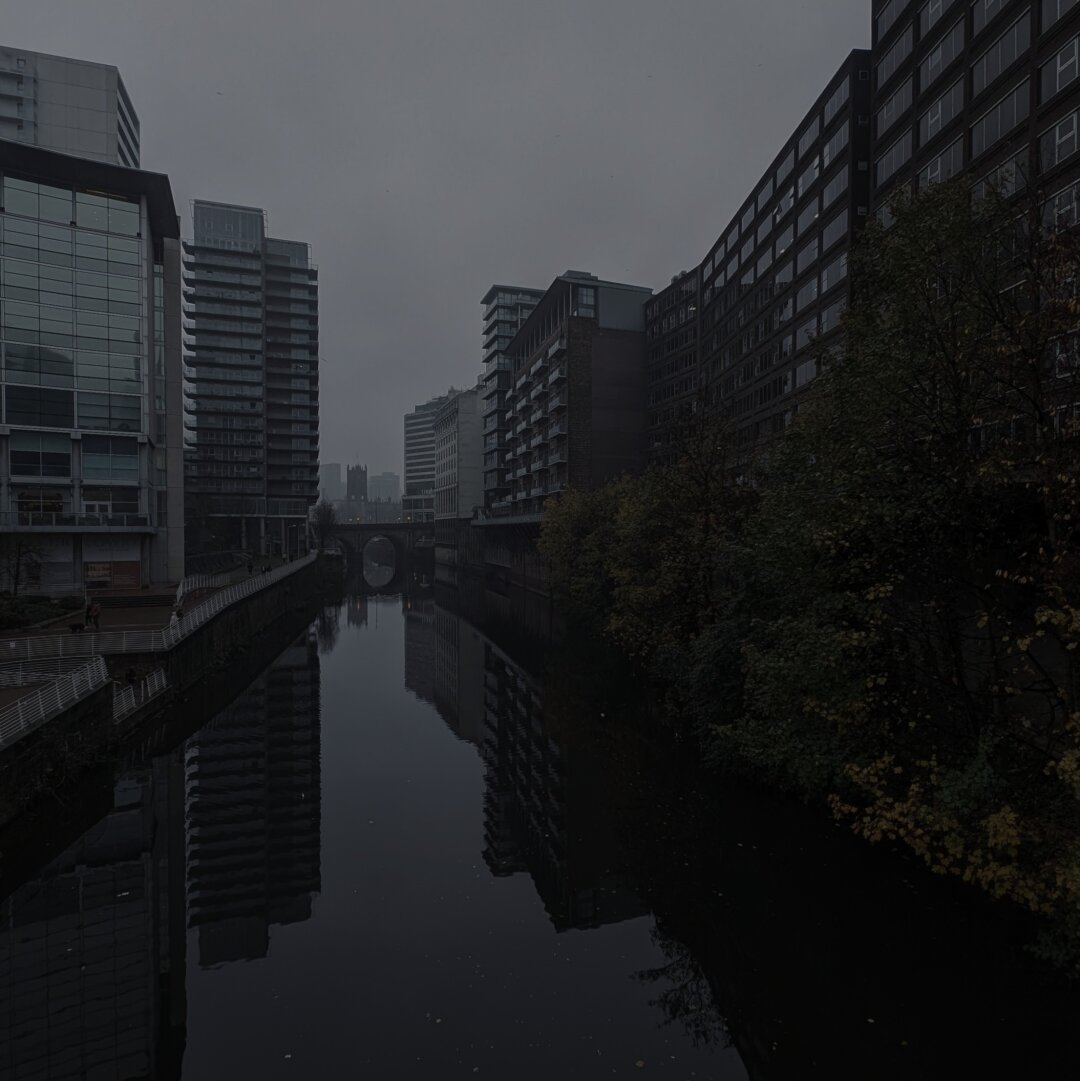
[183, 200, 319, 558]
[696, 50, 873, 464]
[403, 389, 459, 522]
[0, 141, 185, 591]
[480, 284, 545, 510]
[497, 272, 652, 519]
[871, 0, 1080, 219]
[368, 470, 400, 503]
[0, 47, 139, 167]
[434, 386, 484, 522]
[319, 462, 343, 502]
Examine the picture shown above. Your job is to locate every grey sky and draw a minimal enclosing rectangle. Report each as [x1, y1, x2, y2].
[7, 0, 869, 477]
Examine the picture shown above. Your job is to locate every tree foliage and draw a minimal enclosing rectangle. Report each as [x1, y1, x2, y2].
[540, 180, 1080, 965]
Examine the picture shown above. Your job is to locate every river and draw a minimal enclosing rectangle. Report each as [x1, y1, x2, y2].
[1, 577, 1078, 1080]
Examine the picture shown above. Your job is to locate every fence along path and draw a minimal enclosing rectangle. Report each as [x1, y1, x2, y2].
[0, 658, 110, 752]
[113, 668, 169, 722]
[0, 553, 317, 664]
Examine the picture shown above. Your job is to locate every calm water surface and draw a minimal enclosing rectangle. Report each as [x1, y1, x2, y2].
[2, 582, 1079, 1079]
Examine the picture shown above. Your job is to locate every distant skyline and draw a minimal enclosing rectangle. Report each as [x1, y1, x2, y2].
[3, 0, 869, 476]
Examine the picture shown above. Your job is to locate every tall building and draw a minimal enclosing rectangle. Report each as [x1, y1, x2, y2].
[403, 389, 459, 523]
[184, 632, 321, 967]
[434, 386, 484, 522]
[698, 51, 873, 463]
[870, 0, 1080, 220]
[346, 462, 367, 502]
[497, 272, 653, 519]
[0, 141, 185, 591]
[183, 201, 319, 558]
[318, 462, 343, 502]
[368, 470, 401, 503]
[0, 47, 139, 167]
[480, 284, 545, 511]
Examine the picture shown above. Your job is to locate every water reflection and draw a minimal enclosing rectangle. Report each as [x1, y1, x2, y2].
[362, 535, 396, 591]
[0, 630, 321, 1081]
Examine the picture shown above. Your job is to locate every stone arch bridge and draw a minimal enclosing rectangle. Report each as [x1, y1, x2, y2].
[329, 522, 434, 592]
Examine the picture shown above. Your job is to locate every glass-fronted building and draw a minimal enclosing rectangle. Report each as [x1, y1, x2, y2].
[183, 201, 320, 558]
[0, 140, 184, 591]
[0, 47, 140, 167]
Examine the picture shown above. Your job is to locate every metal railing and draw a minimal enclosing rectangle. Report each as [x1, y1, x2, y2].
[0, 553, 318, 663]
[0, 658, 110, 752]
[114, 668, 169, 721]
[0, 512, 155, 531]
[175, 571, 235, 608]
[0, 659, 86, 688]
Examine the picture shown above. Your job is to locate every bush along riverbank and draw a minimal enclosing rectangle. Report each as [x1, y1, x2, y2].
[540, 180, 1080, 971]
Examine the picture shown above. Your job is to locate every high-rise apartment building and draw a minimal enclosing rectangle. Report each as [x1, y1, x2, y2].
[0, 47, 139, 167]
[0, 141, 185, 591]
[696, 51, 873, 463]
[480, 284, 545, 510]
[403, 389, 459, 523]
[183, 201, 319, 557]
[497, 272, 652, 519]
[871, 0, 1080, 220]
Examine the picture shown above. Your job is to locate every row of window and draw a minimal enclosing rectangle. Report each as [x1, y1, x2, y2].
[0, 176, 140, 236]
[7, 431, 138, 481]
[2, 385, 141, 431]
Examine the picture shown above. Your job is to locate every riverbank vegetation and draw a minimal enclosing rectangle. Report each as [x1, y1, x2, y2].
[540, 180, 1080, 968]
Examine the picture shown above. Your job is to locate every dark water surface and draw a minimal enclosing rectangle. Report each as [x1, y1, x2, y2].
[2, 582, 1079, 1080]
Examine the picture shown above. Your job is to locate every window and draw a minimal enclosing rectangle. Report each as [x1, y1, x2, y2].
[920, 78, 965, 144]
[798, 116, 821, 159]
[774, 186, 795, 221]
[920, 135, 966, 186]
[877, 0, 905, 39]
[798, 156, 820, 197]
[741, 236, 754, 263]
[796, 276, 819, 312]
[796, 320, 818, 352]
[775, 260, 793, 287]
[973, 148, 1029, 199]
[822, 121, 849, 168]
[797, 237, 819, 275]
[1044, 0, 1080, 28]
[878, 76, 914, 136]
[9, 432, 71, 478]
[757, 247, 774, 276]
[971, 80, 1029, 159]
[741, 205, 755, 235]
[1044, 177, 1080, 228]
[76, 392, 140, 432]
[878, 24, 914, 86]
[823, 167, 849, 209]
[757, 217, 772, 247]
[1042, 34, 1079, 102]
[776, 148, 795, 185]
[82, 487, 139, 515]
[973, 0, 1008, 34]
[821, 252, 848, 293]
[824, 78, 850, 127]
[921, 20, 965, 89]
[3, 343, 75, 387]
[877, 128, 913, 185]
[822, 208, 849, 251]
[5, 386, 74, 428]
[775, 224, 795, 257]
[757, 178, 774, 213]
[1041, 106, 1080, 170]
[972, 13, 1030, 97]
[83, 435, 139, 482]
[820, 299, 846, 334]
[1, 178, 72, 222]
[920, 0, 956, 34]
[798, 197, 820, 237]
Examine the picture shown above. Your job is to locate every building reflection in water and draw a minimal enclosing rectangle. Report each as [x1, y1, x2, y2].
[403, 596, 436, 707]
[184, 631, 322, 967]
[0, 757, 188, 1081]
[427, 599, 643, 932]
[0, 629, 322, 1079]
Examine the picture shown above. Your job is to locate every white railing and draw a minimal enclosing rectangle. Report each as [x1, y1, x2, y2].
[0, 659, 86, 688]
[175, 571, 234, 607]
[0, 658, 110, 752]
[113, 668, 169, 721]
[0, 553, 318, 663]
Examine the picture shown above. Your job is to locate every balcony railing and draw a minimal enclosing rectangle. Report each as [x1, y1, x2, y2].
[1, 512, 154, 532]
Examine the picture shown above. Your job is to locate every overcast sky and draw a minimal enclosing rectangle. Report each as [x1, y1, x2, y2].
[7, 0, 868, 477]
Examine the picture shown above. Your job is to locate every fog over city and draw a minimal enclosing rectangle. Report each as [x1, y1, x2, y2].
[4, 0, 867, 474]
